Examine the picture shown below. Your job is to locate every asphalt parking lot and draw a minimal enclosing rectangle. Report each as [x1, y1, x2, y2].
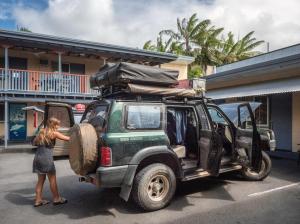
[0, 152, 300, 224]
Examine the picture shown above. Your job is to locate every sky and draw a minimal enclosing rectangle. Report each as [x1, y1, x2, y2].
[0, 0, 300, 52]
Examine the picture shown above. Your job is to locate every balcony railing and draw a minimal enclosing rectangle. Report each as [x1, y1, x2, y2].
[0, 68, 98, 95]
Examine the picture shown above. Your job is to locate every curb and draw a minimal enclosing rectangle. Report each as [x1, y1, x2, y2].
[267, 151, 299, 161]
[0, 147, 36, 154]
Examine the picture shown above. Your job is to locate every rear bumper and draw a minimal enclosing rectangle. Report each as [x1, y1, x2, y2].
[94, 165, 129, 188]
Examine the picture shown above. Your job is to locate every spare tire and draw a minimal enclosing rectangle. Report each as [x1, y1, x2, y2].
[68, 123, 98, 175]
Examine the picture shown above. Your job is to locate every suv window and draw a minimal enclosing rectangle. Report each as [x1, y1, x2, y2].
[208, 107, 229, 125]
[48, 106, 71, 128]
[126, 105, 162, 130]
[82, 105, 108, 129]
[239, 105, 253, 130]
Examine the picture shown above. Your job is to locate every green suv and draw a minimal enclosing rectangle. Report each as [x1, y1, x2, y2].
[44, 62, 272, 211]
[45, 97, 272, 211]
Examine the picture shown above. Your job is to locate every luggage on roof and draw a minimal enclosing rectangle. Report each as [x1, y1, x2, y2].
[90, 62, 179, 88]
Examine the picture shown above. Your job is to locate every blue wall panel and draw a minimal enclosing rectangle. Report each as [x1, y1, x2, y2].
[270, 94, 292, 150]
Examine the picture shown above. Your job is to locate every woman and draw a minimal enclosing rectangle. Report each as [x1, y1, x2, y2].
[32, 117, 70, 207]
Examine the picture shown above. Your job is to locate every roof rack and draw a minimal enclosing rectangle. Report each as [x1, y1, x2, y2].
[96, 91, 207, 104]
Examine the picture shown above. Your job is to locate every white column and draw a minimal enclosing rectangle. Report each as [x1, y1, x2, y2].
[58, 52, 62, 93]
[4, 99, 8, 149]
[58, 52, 62, 75]
[4, 46, 9, 90]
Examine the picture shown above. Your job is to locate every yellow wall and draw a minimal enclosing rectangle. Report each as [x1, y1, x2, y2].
[161, 63, 188, 80]
[292, 92, 300, 152]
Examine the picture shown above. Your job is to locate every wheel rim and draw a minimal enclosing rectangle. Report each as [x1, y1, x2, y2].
[147, 174, 170, 202]
[247, 159, 266, 176]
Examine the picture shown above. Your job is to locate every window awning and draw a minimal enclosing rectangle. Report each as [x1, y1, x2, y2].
[206, 77, 300, 99]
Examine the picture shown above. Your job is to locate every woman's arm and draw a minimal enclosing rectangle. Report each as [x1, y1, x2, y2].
[54, 131, 70, 141]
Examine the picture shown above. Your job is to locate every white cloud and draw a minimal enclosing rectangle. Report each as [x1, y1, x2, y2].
[12, 0, 300, 51]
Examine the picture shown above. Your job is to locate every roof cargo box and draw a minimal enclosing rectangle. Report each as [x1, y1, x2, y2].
[90, 62, 179, 88]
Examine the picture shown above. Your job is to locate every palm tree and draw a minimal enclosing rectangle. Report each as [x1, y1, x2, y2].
[217, 32, 238, 64]
[17, 26, 32, 32]
[235, 31, 264, 60]
[169, 41, 184, 55]
[156, 34, 174, 52]
[142, 14, 264, 77]
[161, 13, 211, 54]
[218, 31, 264, 65]
[143, 40, 156, 51]
[193, 26, 224, 74]
[144, 33, 181, 53]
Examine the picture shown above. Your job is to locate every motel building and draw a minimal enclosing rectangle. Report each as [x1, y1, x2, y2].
[0, 29, 194, 149]
[206, 44, 300, 153]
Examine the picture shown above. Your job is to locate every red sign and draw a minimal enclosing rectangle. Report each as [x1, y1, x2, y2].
[75, 104, 85, 112]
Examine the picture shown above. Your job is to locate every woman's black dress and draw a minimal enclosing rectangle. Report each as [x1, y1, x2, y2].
[33, 139, 56, 174]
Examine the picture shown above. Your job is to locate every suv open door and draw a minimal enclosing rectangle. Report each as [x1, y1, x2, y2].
[219, 102, 262, 171]
[44, 102, 74, 156]
[236, 103, 262, 171]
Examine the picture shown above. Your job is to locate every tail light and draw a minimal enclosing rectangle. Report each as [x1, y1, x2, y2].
[100, 146, 112, 166]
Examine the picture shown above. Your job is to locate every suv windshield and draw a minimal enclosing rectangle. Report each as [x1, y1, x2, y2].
[82, 104, 108, 129]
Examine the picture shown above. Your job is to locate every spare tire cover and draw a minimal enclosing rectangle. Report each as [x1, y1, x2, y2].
[68, 123, 98, 175]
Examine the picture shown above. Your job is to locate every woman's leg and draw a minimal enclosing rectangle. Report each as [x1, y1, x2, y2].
[47, 173, 60, 202]
[35, 174, 46, 203]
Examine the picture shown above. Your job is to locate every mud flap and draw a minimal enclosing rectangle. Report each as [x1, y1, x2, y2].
[119, 165, 138, 201]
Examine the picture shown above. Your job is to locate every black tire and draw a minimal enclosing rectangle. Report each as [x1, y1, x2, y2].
[241, 151, 272, 181]
[132, 163, 176, 211]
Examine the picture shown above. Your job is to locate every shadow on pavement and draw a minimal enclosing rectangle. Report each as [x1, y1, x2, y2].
[4, 173, 236, 219]
[5, 176, 136, 219]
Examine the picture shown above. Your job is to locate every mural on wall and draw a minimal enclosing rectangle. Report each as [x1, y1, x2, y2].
[9, 103, 27, 140]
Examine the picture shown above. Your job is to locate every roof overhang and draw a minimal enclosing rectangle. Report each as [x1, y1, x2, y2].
[206, 77, 300, 99]
[0, 29, 178, 65]
[166, 55, 195, 65]
[206, 44, 300, 90]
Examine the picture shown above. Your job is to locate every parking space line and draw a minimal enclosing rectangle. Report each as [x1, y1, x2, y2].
[248, 182, 300, 197]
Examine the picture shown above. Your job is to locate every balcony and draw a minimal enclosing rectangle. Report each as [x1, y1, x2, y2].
[0, 68, 99, 96]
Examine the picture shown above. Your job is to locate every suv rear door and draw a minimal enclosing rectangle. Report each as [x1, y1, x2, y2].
[44, 102, 74, 156]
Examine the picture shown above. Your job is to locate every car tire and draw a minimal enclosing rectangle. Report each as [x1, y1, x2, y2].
[132, 163, 176, 211]
[241, 151, 272, 181]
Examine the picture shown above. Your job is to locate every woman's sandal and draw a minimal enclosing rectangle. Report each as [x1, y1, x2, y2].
[34, 200, 50, 207]
[53, 197, 68, 206]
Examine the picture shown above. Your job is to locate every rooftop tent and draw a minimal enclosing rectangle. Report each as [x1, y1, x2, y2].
[127, 84, 197, 97]
[90, 62, 179, 88]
